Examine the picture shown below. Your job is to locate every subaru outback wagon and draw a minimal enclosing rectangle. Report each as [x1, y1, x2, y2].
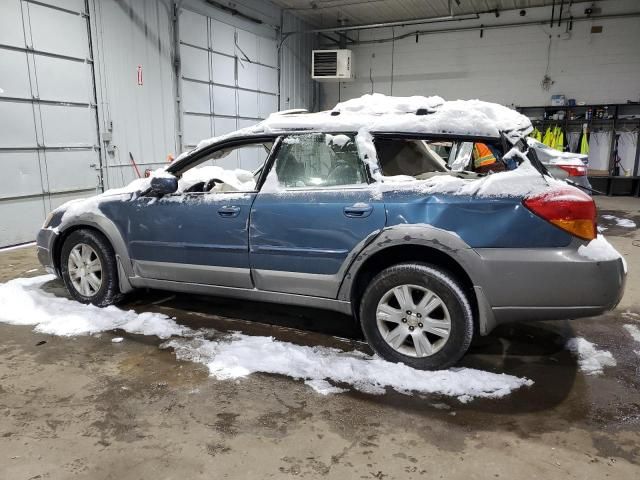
[37, 95, 626, 370]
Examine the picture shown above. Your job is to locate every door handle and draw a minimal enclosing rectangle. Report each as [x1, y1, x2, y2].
[343, 204, 373, 218]
[218, 205, 241, 217]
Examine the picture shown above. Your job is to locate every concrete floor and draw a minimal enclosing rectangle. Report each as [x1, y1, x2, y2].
[1, 196, 639, 479]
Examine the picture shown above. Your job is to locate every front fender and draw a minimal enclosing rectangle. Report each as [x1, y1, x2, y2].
[55, 211, 135, 293]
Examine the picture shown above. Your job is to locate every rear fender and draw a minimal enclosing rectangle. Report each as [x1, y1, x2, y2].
[338, 224, 483, 301]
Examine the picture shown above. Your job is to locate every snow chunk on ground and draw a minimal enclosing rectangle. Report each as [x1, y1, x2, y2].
[577, 235, 623, 262]
[304, 379, 348, 396]
[0, 275, 185, 338]
[164, 334, 533, 401]
[565, 337, 617, 375]
[0, 275, 533, 402]
[602, 214, 636, 229]
[623, 324, 640, 343]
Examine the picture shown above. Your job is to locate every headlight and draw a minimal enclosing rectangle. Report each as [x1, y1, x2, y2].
[42, 211, 55, 228]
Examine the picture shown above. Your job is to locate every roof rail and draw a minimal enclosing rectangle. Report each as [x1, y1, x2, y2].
[271, 109, 308, 116]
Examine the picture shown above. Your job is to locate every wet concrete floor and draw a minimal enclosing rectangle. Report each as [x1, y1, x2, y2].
[0, 196, 639, 479]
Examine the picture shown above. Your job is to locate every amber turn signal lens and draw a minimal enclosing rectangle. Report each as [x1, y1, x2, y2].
[524, 187, 597, 241]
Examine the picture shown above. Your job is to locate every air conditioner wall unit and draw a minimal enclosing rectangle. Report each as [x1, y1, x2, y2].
[312, 49, 353, 82]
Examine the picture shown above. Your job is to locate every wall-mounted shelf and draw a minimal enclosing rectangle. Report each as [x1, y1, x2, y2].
[516, 103, 640, 192]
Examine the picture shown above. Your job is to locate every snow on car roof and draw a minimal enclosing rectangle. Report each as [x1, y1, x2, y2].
[179, 94, 532, 161]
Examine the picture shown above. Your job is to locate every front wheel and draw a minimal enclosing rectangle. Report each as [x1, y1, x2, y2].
[60, 229, 123, 307]
[359, 263, 473, 370]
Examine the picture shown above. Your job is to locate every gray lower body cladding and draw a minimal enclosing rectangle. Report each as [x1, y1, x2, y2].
[36, 227, 626, 336]
[471, 246, 626, 333]
[36, 228, 58, 276]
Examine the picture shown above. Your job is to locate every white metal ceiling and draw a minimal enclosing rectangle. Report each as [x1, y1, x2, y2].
[271, 0, 616, 29]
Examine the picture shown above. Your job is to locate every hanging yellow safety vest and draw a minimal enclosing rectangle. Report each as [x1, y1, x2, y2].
[580, 124, 589, 155]
[530, 127, 542, 142]
[554, 127, 564, 151]
[542, 127, 554, 147]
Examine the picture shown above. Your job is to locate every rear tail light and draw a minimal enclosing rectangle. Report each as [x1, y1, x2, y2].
[523, 187, 597, 240]
[556, 164, 587, 177]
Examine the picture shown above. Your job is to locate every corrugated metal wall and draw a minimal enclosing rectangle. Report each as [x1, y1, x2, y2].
[0, 0, 315, 246]
[90, 0, 178, 189]
[0, 0, 101, 247]
[280, 11, 317, 112]
[319, 0, 640, 109]
[177, 4, 279, 155]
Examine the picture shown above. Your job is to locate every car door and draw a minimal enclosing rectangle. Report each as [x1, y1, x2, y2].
[114, 140, 274, 288]
[249, 132, 386, 298]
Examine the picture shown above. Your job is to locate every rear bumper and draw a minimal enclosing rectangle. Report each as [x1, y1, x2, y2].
[36, 228, 59, 276]
[472, 244, 626, 334]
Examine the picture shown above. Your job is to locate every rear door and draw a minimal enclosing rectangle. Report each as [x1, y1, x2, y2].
[250, 133, 386, 298]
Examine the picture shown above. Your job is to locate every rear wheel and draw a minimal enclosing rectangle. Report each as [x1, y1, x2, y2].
[60, 229, 123, 306]
[359, 263, 473, 370]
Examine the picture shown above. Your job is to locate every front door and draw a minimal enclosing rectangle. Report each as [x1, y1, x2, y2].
[250, 133, 386, 298]
[110, 140, 273, 287]
[123, 192, 256, 287]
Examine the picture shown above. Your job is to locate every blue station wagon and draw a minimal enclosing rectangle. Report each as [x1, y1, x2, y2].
[36, 96, 626, 370]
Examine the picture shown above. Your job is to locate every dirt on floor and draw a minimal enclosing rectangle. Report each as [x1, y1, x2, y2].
[0, 197, 639, 479]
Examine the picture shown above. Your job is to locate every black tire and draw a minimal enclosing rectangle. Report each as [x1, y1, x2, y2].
[60, 229, 123, 307]
[359, 263, 473, 370]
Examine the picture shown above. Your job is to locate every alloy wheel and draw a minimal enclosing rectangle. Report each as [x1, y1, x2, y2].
[68, 243, 103, 297]
[376, 284, 451, 358]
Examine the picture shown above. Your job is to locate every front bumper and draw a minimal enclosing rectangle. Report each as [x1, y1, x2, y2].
[36, 228, 60, 276]
[472, 244, 626, 333]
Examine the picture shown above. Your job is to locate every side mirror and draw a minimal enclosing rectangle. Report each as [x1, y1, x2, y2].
[150, 175, 178, 195]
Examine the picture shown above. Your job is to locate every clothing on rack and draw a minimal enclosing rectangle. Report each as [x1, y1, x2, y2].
[530, 127, 542, 142]
[616, 131, 638, 174]
[567, 131, 580, 153]
[588, 131, 612, 171]
[580, 124, 589, 155]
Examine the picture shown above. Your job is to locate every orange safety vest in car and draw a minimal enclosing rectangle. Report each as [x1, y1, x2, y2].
[473, 143, 497, 169]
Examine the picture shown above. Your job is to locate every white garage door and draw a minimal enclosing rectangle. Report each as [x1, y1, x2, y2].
[179, 8, 278, 170]
[0, 0, 100, 247]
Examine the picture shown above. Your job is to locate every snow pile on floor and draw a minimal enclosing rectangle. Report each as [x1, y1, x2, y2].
[0, 275, 185, 338]
[565, 337, 617, 375]
[602, 214, 636, 229]
[577, 235, 623, 262]
[0, 275, 533, 402]
[624, 324, 640, 356]
[164, 334, 532, 401]
[623, 324, 640, 343]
